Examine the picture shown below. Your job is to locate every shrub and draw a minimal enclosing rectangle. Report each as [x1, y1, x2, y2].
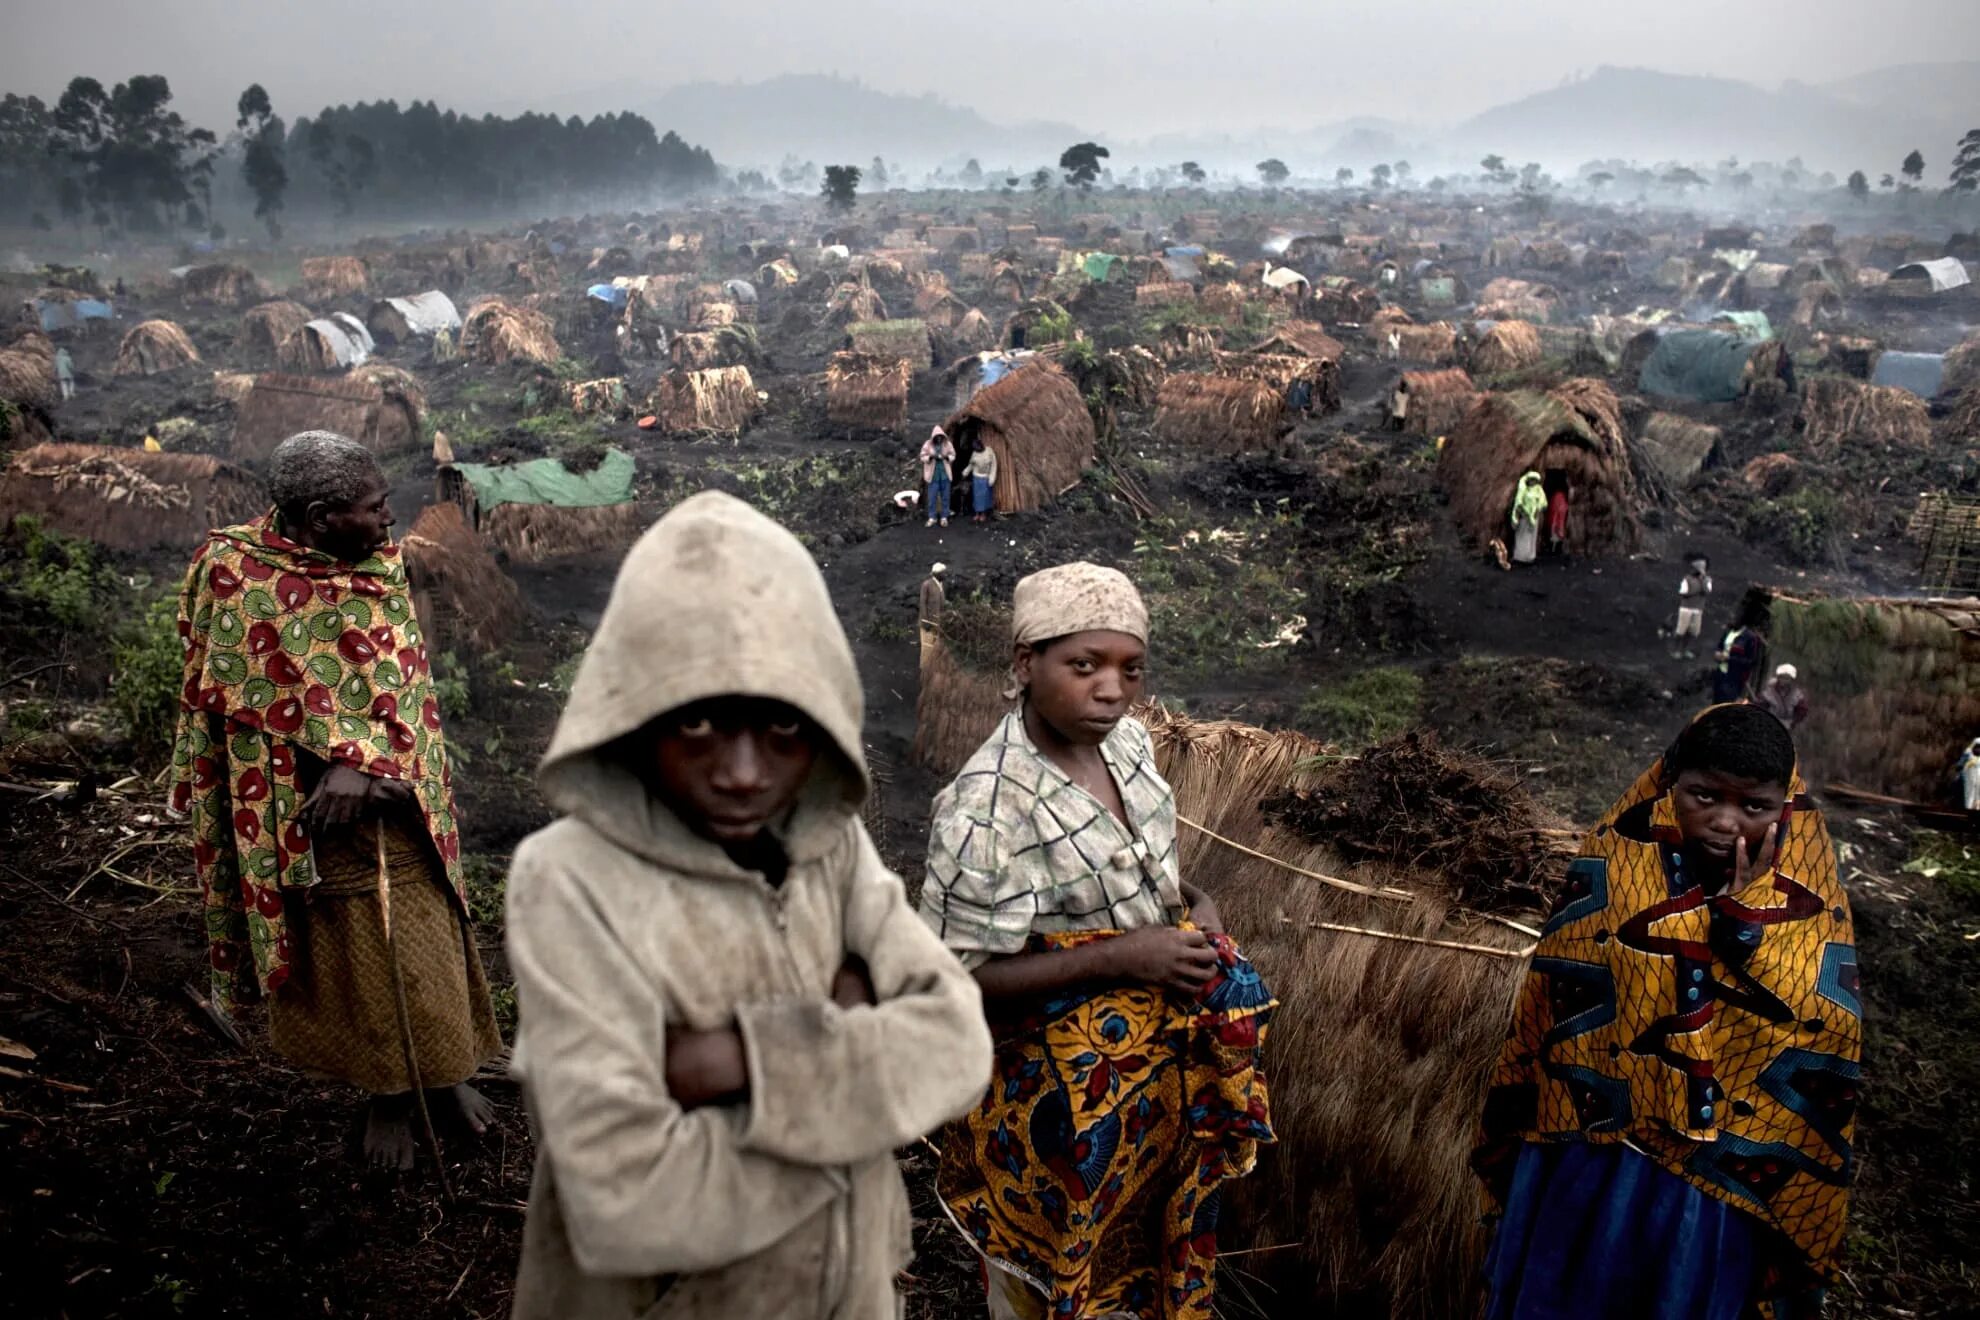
[110, 595, 185, 764]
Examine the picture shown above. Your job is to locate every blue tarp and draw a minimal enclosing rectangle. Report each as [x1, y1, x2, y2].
[979, 357, 1013, 389]
[1638, 330, 1760, 403]
[1871, 351, 1945, 398]
[32, 298, 113, 333]
[586, 283, 629, 308]
[1164, 245, 1205, 259]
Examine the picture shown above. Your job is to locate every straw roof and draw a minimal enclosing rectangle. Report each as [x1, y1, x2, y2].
[1470, 320, 1544, 375]
[231, 372, 415, 465]
[1437, 379, 1642, 555]
[239, 300, 314, 360]
[1250, 322, 1345, 362]
[181, 263, 270, 308]
[941, 361, 1094, 513]
[300, 255, 370, 299]
[0, 443, 265, 552]
[1797, 376, 1932, 455]
[648, 366, 762, 437]
[399, 501, 525, 653]
[113, 320, 200, 377]
[0, 330, 57, 409]
[463, 297, 562, 365]
[825, 352, 912, 434]
[821, 282, 888, 328]
[846, 318, 933, 369]
[1390, 368, 1478, 436]
[1154, 373, 1291, 453]
[1393, 322, 1460, 364]
[1638, 412, 1722, 487]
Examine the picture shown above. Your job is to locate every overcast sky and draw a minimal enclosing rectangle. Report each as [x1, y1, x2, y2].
[5, 0, 1977, 138]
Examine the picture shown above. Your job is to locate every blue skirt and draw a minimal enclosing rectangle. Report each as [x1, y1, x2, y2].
[972, 475, 993, 514]
[1485, 1142, 1757, 1320]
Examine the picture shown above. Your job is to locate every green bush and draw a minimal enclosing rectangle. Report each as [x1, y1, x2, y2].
[110, 595, 185, 763]
[4, 516, 114, 629]
[1741, 486, 1845, 566]
[1298, 666, 1424, 747]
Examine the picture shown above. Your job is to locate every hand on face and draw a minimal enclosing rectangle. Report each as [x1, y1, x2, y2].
[1669, 768, 1787, 888]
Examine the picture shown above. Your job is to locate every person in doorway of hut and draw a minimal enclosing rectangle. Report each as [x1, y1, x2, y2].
[172, 430, 500, 1171]
[503, 492, 991, 1319]
[1714, 608, 1768, 705]
[1545, 484, 1570, 556]
[1474, 702, 1860, 1320]
[1510, 471, 1546, 565]
[920, 562, 1276, 1320]
[922, 425, 957, 529]
[964, 441, 998, 524]
[1755, 663, 1810, 730]
[54, 346, 75, 400]
[1671, 554, 1712, 658]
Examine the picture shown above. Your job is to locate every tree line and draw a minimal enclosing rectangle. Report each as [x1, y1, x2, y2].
[0, 75, 721, 238]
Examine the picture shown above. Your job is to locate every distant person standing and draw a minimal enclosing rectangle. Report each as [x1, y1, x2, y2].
[1958, 737, 1980, 811]
[919, 561, 947, 628]
[920, 426, 956, 530]
[1510, 471, 1546, 565]
[1671, 555, 1712, 658]
[1714, 615, 1767, 705]
[964, 442, 998, 524]
[54, 346, 75, 401]
[1546, 485, 1570, 556]
[1755, 664, 1810, 730]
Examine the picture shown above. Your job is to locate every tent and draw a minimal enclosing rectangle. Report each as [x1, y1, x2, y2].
[1710, 310, 1773, 341]
[28, 295, 113, 334]
[277, 314, 373, 371]
[366, 291, 461, 344]
[1638, 330, 1765, 403]
[1886, 257, 1970, 294]
[1871, 351, 1946, 399]
[1080, 252, 1124, 283]
[722, 278, 758, 305]
[586, 282, 630, 309]
[441, 448, 641, 563]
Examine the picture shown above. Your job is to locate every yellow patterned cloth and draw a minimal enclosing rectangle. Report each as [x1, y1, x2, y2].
[1476, 746, 1861, 1307]
[938, 929, 1275, 1320]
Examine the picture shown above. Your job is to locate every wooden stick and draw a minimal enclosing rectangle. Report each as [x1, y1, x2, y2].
[377, 826, 453, 1201]
[1306, 920, 1535, 960]
[1176, 814, 1415, 902]
[0, 1063, 90, 1093]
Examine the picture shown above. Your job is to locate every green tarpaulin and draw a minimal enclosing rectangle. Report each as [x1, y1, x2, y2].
[1419, 276, 1458, 305]
[1638, 330, 1759, 404]
[451, 447, 636, 511]
[1081, 252, 1122, 282]
[1711, 310, 1773, 341]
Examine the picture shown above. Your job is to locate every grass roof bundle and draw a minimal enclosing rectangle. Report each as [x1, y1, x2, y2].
[648, 365, 762, 437]
[1797, 376, 1932, 455]
[113, 320, 199, 377]
[1438, 379, 1642, 556]
[181, 263, 270, 308]
[825, 352, 913, 435]
[1214, 350, 1342, 414]
[1470, 319, 1544, 375]
[239, 300, 314, 361]
[0, 331, 56, 409]
[941, 361, 1094, 513]
[1391, 368, 1479, 436]
[1393, 322, 1460, 365]
[0, 443, 265, 552]
[846, 319, 933, 369]
[300, 255, 369, 299]
[821, 282, 888, 328]
[1770, 592, 1980, 801]
[670, 325, 759, 371]
[1638, 412, 1722, 487]
[399, 501, 526, 653]
[463, 297, 562, 365]
[1153, 372, 1291, 453]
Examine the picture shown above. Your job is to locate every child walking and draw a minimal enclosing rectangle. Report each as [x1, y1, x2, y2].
[1671, 553, 1712, 658]
[1475, 703, 1860, 1319]
[921, 562, 1275, 1320]
[505, 491, 993, 1319]
[922, 425, 957, 528]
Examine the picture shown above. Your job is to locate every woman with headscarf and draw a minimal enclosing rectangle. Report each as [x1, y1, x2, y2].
[919, 562, 1275, 1320]
[920, 426, 957, 529]
[1511, 471, 1547, 564]
[1474, 703, 1861, 1319]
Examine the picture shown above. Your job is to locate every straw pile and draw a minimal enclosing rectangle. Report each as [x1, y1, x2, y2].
[695, 301, 739, 329]
[565, 377, 628, 417]
[0, 443, 265, 552]
[670, 326, 759, 370]
[648, 366, 762, 437]
[1438, 380, 1641, 555]
[0, 331, 56, 409]
[1200, 281, 1247, 318]
[1743, 452, 1802, 496]
[113, 320, 200, 376]
[1940, 387, 1980, 449]
[1638, 412, 1722, 487]
[1135, 281, 1196, 306]
[822, 352, 911, 434]
[847, 319, 933, 369]
[301, 255, 369, 299]
[1470, 320, 1544, 375]
[399, 501, 526, 652]
[1394, 322, 1460, 364]
[239, 300, 314, 360]
[181, 263, 270, 308]
[1391, 368, 1479, 436]
[1909, 493, 1980, 594]
[941, 361, 1094, 513]
[1153, 373, 1290, 453]
[1770, 592, 1980, 801]
[463, 297, 561, 365]
[1133, 707, 1540, 1320]
[1797, 376, 1932, 455]
[481, 500, 643, 564]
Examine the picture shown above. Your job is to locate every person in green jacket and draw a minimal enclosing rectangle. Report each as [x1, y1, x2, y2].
[1510, 471, 1546, 564]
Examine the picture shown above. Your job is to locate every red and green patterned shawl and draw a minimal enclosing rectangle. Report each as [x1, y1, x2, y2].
[170, 511, 462, 1010]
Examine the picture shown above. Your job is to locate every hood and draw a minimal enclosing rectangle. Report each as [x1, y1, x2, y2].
[537, 491, 868, 870]
[1518, 471, 1544, 488]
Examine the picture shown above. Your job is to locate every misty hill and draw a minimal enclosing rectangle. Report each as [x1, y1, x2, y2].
[1822, 62, 1980, 135]
[1451, 65, 1965, 176]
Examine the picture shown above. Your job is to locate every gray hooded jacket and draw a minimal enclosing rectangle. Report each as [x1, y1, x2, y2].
[506, 492, 993, 1319]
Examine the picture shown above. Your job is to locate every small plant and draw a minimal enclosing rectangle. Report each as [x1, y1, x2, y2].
[1298, 667, 1424, 748]
[432, 652, 473, 721]
[460, 852, 508, 925]
[110, 595, 185, 764]
[1903, 833, 1980, 900]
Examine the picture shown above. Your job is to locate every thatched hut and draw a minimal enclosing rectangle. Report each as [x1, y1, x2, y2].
[940, 362, 1094, 513]
[985, 263, 1025, 305]
[1217, 348, 1343, 415]
[1769, 592, 1980, 802]
[1437, 380, 1641, 555]
[670, 326, 759, 371]
[300, 255, 370, 300]
[1637, 412, 1722, 487]
[1154, 373, 1292, 452]
[113, 320, 200, 377]
[949, 308, 997, 356]
[1389, 368, 1478, 436]
[1134, 280, 1196, 307]
[231, 372, 419, 465]
[1470, 320, 1544, 375]
[1796, 377, 1932, 454]
[440, 447, 641, 564]
[0, 330, 57, 410]
[463, 297, 562, 365]
[1394, 322, 1461, 365]
[1312, 276, 1381, 324]
[366, 291, 461, 345]
[821, 282, 888, 328]
[914, 287, 971, 330]
[181, 263, 270, 308]
[648, 366, 762, 437]
[239, 300, 314, 360]
[399, 501, 526, 653]
[0, 443, 264, 552]
[846, 319, 933, 369]
[825, 352, 912, 434]
[1251, 322, 1345, 365]
[275, 314, 373, 372]
[1941, 335, 1980, 396]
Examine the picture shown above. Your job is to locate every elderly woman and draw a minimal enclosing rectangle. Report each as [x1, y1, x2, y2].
[172, 430, 499, 1169]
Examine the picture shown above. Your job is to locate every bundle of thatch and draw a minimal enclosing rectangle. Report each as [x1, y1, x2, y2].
[0, 443, 264, 552]
[463, 297, 562, 365]
[181, 263, 270, 308]
[1390, 368, 1478, 436]
[1770, 592, 1980, 801]
[113, 320, 200, 377]
[565, 377, 628, 417]
[1638, 412, 1722, 487]
[826, 352, 913, 435]
[232, 372, 415, 464]
[949, 307, 997, 355]
[1394, 322, 1460, 364]
[1438, 380, 1642, 555]
[1132, 707, 1541, 1320]
[0, 330, 56, 409]
[399, 501, 526, 653]
[1199, 281, 1248, 318]
[1743, 452, 1802, 496]
[1470, 320, 1544, 375]
[1153, 373, 1291, 453]
[1942, 335, 1980, 396]
[846, 319, 933, 369]
[1797, 376, 1932, 454]
[670, 325, 759, 371]
[820, 282, 888, 328]
[239, 300, 314, 360]
[648, 366, 762, 437]
[300, 255, 370, 300]
[1134, 280, 1196, 306]
[941, 361, 1093, 513]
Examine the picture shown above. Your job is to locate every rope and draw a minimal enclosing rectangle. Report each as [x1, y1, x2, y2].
[1308, 920, 1536, 961]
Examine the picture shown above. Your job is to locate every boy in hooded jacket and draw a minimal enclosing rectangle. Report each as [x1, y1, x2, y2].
[505, 491, 994, 1319]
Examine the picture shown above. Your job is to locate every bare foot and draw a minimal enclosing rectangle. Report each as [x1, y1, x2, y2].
[435, 1082, 495, 1135]
[363, 1094, 417, 1170]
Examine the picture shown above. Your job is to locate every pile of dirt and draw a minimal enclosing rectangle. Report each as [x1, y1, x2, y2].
[1264, 729, 1572, 913]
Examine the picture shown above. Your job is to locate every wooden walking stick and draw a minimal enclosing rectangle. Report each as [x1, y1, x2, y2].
[376, 824, 453, 1200]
